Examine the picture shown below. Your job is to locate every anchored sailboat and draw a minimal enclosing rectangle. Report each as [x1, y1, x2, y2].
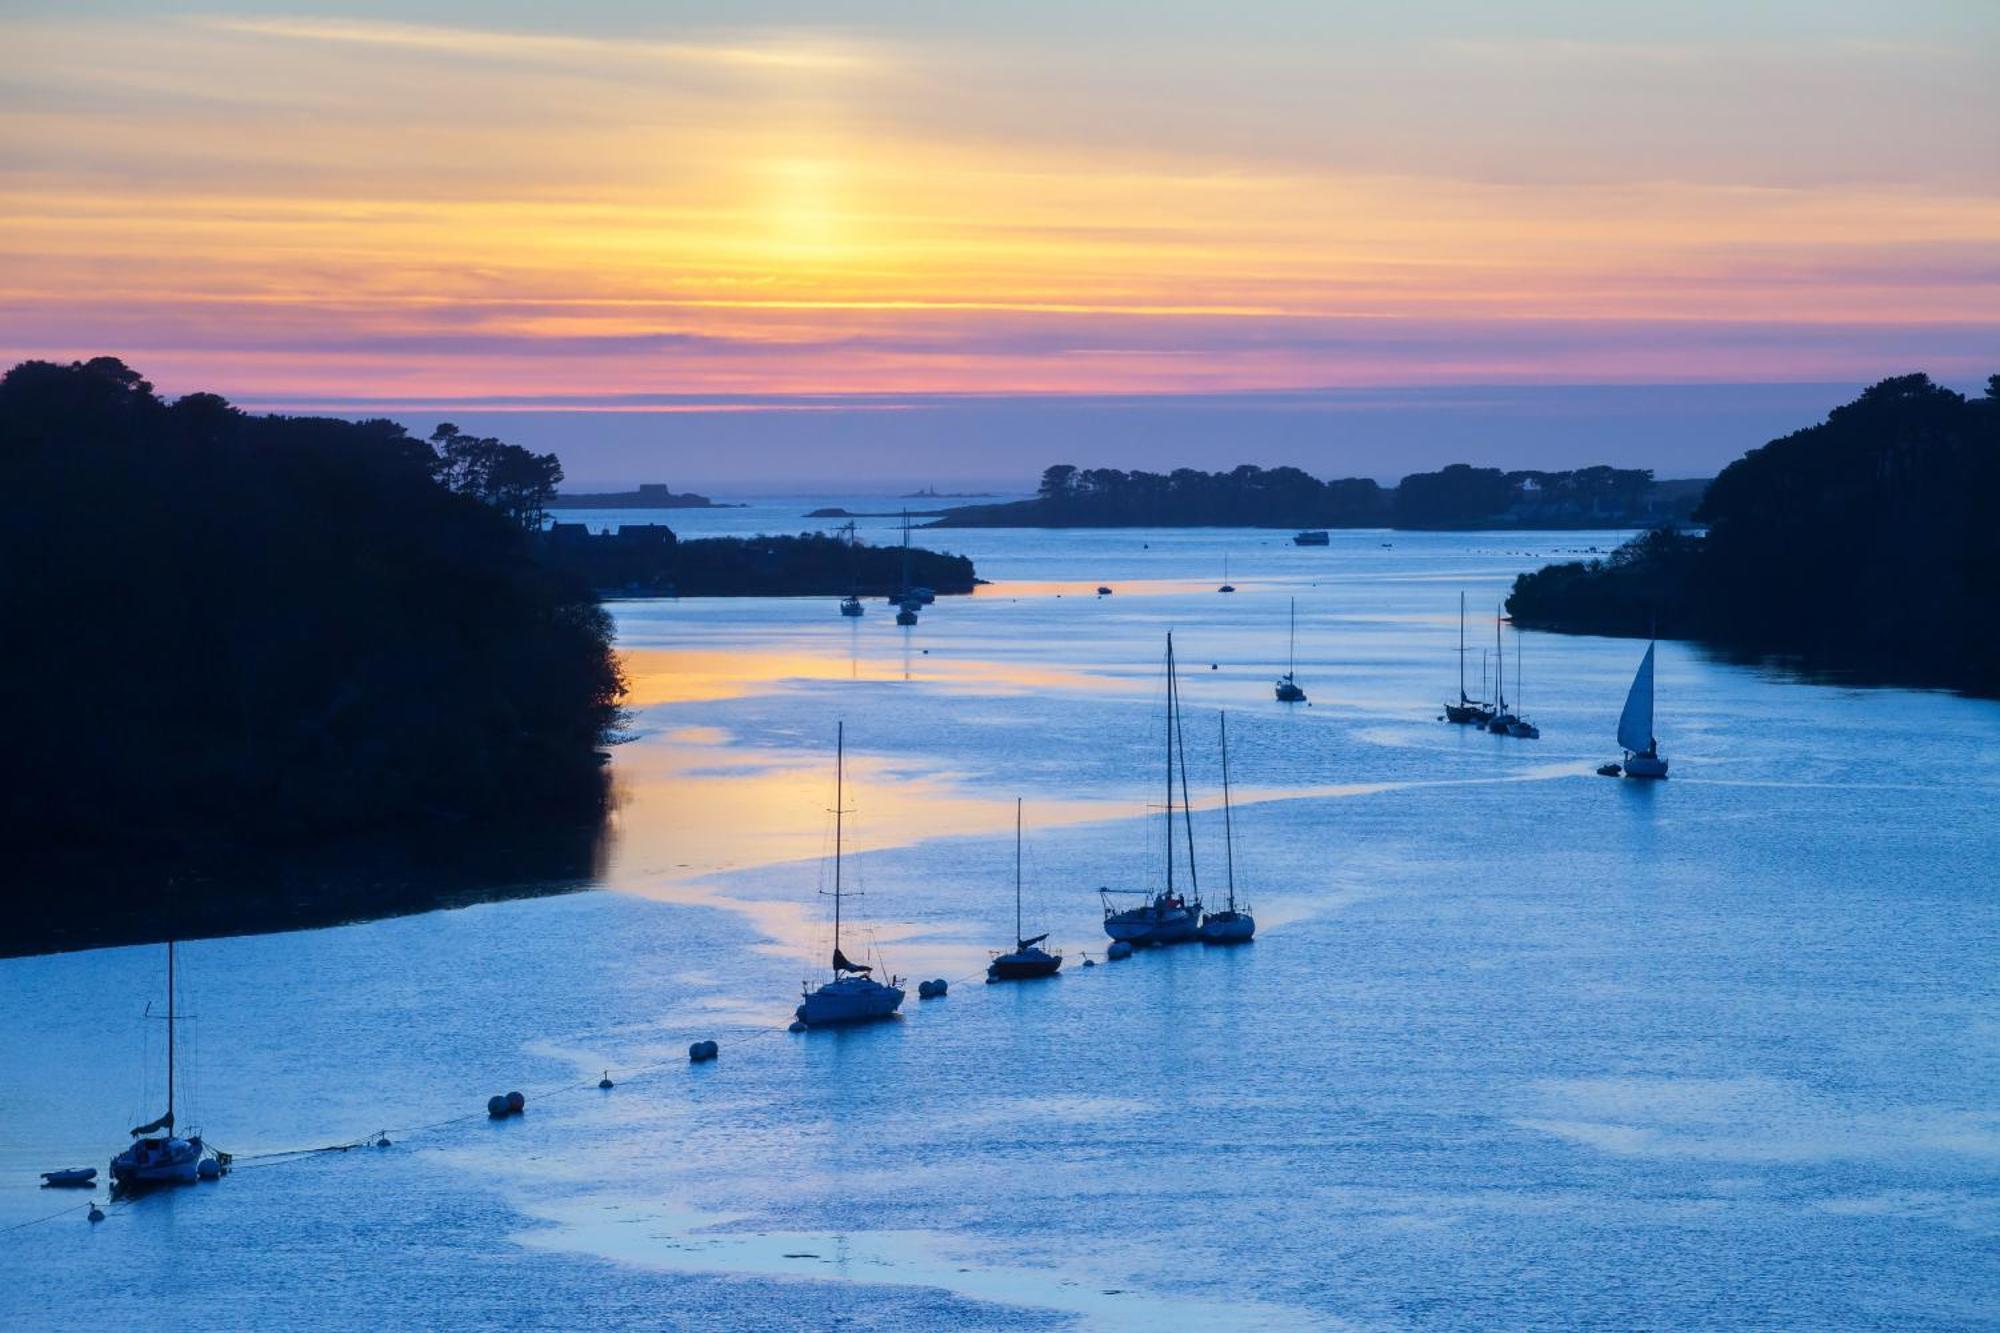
[1102, 633, 1203, 946]
[988, 798, 1062, 981]
[795, 724, 906, 1027]
[110, 941, 227, 1193]
[1615, 641, 1669, 779]
[1199, 712, 1255, 943]
[1443, 591, 1483, 723]
[1274, 598, 1307, 702]
[1507, 625, 1540, 738]
[1485, 605, 1518, 733]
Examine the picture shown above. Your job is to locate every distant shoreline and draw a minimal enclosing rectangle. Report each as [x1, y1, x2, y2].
[548, 483, 740, 509]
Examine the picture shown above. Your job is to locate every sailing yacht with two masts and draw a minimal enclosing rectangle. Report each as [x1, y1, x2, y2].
[795, 724, 907, 1027]
[1101, 633, 1203, 946]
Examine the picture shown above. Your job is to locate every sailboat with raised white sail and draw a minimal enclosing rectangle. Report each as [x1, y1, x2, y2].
[988, 798, 1062, 980]
[1615, 641, 1668, 778]
[795, 724, 906, 1026]
[110, 940, 227, 1192]
[1101, 633, 1203, 946]
[1199, 712, 1255, 943]
[1274, 598, 1307, 702]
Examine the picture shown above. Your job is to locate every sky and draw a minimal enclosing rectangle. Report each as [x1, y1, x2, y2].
[2, 2, 1995, 485]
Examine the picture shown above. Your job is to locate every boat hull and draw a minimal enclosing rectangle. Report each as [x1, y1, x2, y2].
[1623, 752, 1669, 780]
[1443, 703, 1481, 724]
[796, 977, 905, 1027]
[1198, 910, 1255, 943]
[988, 948, 1063, 980]
[1275, 680, 1306, 703]
[110, 1135, 204, 1191]
[1103, 898, 1201, 945]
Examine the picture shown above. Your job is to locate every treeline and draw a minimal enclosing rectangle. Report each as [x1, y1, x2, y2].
[929, 462, 1696, 529]
[545, 524, 978, 597]
[0, 357, 623, 867]
[1508, 374, 2000, 695]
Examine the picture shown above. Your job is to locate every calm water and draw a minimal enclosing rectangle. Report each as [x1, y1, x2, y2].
[3, 504, 1996, 1330]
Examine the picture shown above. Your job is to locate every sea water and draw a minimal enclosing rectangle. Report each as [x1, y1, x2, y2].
[2, 505, 1995, 1330]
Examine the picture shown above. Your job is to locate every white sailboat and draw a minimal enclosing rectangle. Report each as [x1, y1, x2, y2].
[1102, 633, 1203, 945]
[1199, 712, 1255, 943]
[1274, 598, 1307, 702]
[988, 798, 1062, 980]
[110, 940, 226, 1193]
[1616, 641, 1668, 779]
[795, 724, 906, 1027]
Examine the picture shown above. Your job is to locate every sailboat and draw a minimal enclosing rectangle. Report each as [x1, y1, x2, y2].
[1485, 605, 1518, 733]
[988, 798, 1062, 981]
[1101, 633, 1204, 946]
[1443, 591, 1484, 723]
[795, 724, 907, 1027]
[837, 522, 865, 616]
[1274, 598, 1307, 702]
[1507, 625, 1540, 738]
[110, 941, 226, 1193]
[1615, 641, 1668, 779]
[1218, 555, 1236, 594]
[892, 510, 920, 624]
[1199, 712, 1255, 943]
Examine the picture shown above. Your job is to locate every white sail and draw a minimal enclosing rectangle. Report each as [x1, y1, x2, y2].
[1617, 643, 1656, 754]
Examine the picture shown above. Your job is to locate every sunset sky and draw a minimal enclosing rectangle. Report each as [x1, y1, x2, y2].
[4, 2, 1996, 482]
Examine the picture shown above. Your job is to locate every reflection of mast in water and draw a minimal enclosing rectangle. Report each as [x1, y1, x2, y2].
[901, 629, 912, 682]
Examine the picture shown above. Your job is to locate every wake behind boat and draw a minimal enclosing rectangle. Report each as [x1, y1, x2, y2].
[796, 724, 906, 1027]
[1102, 632, 1203, 946]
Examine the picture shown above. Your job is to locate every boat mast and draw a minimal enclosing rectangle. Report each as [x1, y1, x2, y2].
[833, 723, 844, 977]
[1014, 796, 1023, 945]
[1171, 638, 1200, 902]
[1163, 634, 1176, 896]
[166, 939, 175, 1129]
[1288, 598, 1297, 677]
[1220, 713, 1237, 913]
[1494, 604, 1505, 711]
[1458, 591, 1466, 702]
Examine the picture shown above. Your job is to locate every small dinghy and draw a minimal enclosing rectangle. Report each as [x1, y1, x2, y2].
[41, 1167, 96, 1188]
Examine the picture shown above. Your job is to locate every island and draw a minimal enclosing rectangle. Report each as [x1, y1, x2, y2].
[546, 482, 734, 509]
[927, 464, 1704, 530]
[1507, 373, 2000, 696]
[544, 524, 977, 597]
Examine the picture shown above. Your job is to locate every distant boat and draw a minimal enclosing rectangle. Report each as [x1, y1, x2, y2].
[1616, 641, 1669, 779]
[1274, 597, 1307, 703]
[895, 603, 919, 626]
[839, 594, 864, 617]
[1443, 591, 1485, 724]
[1218, 554, 1236, 594]
[1506, 620, 1539, 738]
[988, 798, 1062, 981]
[1102, 633, 1204, 945]
[1292, 530, 1330, 546]
[110, 941, 226, 1193]
[1199, 712, 1255, 943]
[796, 724, 906, 1027]
[1485, 604, 1518, 733]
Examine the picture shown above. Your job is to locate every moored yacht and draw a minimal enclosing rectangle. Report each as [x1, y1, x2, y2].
[110, 940, 227, 1193]
[1102, 633, 1203, 945]
[1274, 598, 1307, 703]
[796, 724, 906, 1027]
[1484, 604, 1518, 732]
[1198, 712, 1255, 943]
[839, 593, 864, 617]
[1443, 592, 1485, 723]
[988, 799, 1062, 981]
